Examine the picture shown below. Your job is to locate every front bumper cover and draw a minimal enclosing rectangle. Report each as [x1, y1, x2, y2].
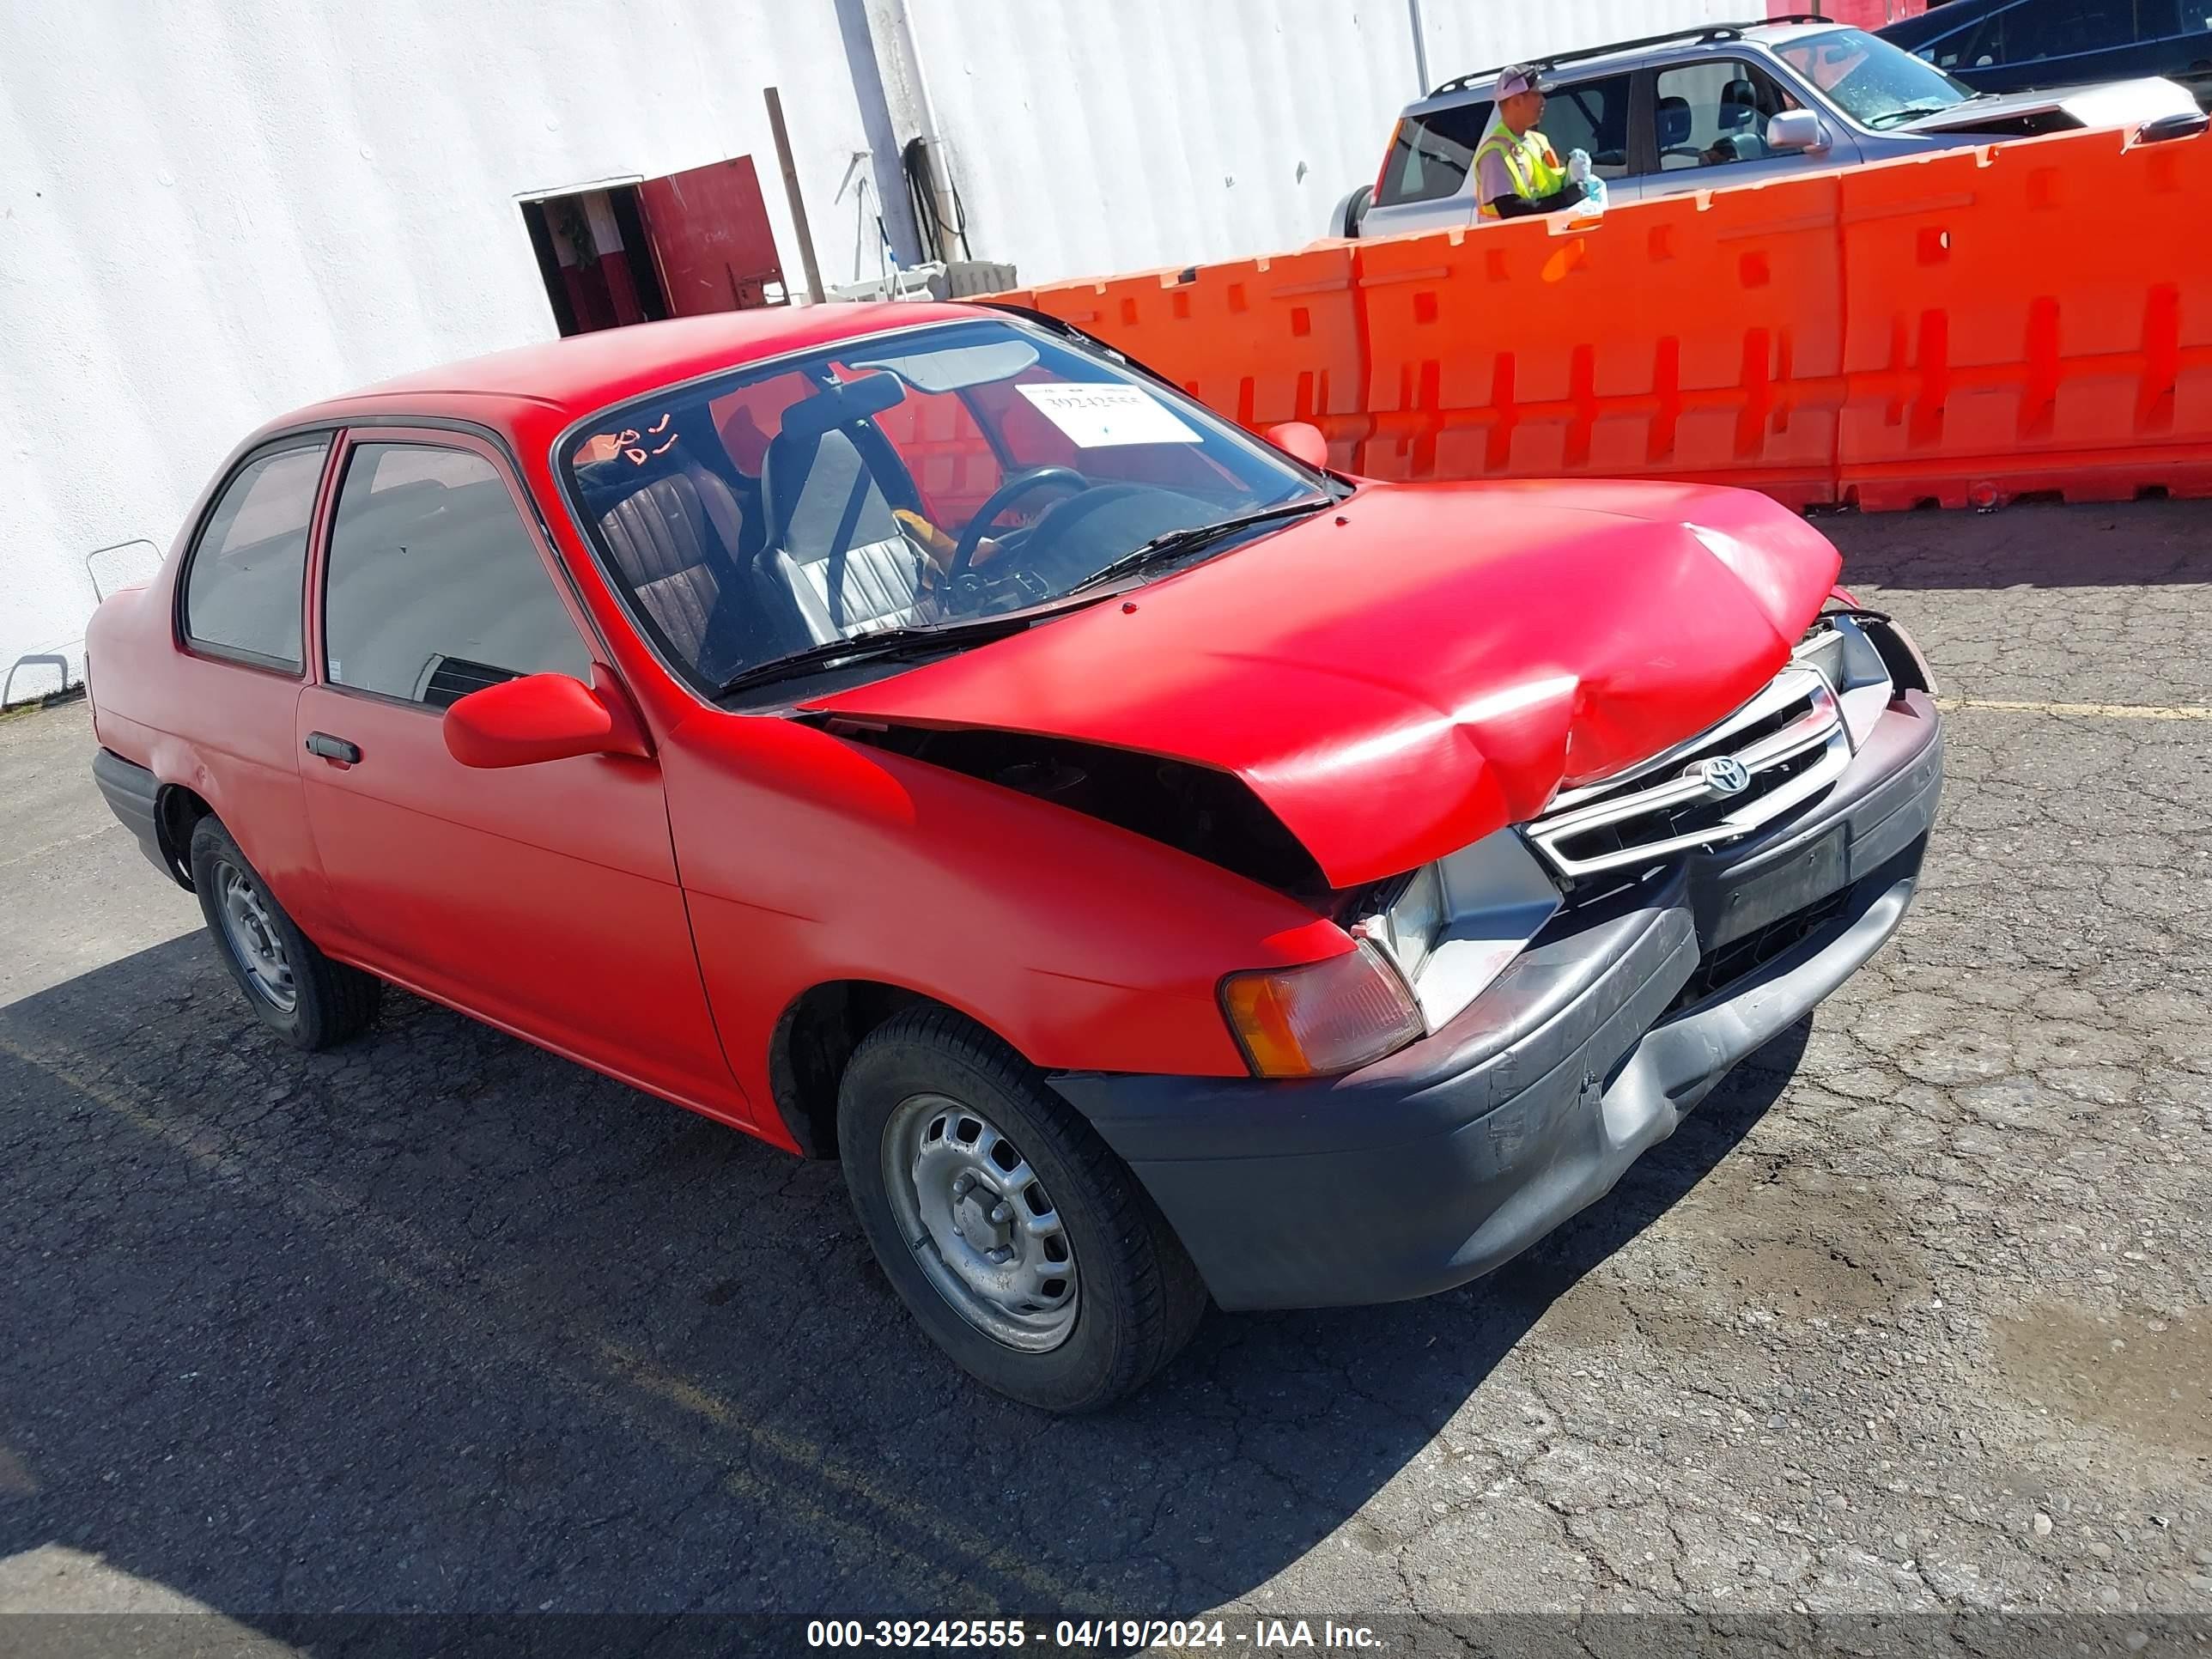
[1050, 690, 1944, 1312]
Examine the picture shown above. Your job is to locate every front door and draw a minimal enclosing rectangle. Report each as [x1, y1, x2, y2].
[295, 429, 744, 1121]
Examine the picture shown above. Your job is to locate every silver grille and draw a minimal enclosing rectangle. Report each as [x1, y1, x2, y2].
[1528, 666, 1850, 880]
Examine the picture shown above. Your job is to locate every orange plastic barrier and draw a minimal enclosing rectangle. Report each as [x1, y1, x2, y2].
[1836, 126, 2212, 509]
[999, 126, 2212, 512]
[1352, 169, 1844, 509]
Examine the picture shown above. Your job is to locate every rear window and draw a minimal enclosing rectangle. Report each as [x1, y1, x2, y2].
[1376, 100, 1493, 206]
[181, 438, 331, 672]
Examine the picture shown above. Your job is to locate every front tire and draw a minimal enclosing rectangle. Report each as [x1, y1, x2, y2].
[189, 816, 380, 1051]
[838, 1006, 1207, 1413]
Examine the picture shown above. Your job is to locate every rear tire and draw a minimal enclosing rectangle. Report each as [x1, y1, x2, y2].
[838, 1006, 1207, 1413]
[190, 817, 380, 1051]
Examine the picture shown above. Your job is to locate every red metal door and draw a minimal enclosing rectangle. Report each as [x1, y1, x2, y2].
[637, 157, 788, 315]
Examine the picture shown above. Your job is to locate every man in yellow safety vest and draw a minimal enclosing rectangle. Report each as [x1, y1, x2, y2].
[1474, 65, 1591, 222]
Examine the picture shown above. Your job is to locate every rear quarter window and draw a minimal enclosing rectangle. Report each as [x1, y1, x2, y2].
[180, 438, 331, 672]
[1376, 100, 1494, 205]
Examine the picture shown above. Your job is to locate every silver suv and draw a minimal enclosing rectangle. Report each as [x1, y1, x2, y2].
[1344, 16, 2203, 239]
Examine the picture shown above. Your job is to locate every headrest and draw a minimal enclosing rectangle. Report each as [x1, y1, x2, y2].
[776, 372, 905, 452]
[574, 433, 701, 519]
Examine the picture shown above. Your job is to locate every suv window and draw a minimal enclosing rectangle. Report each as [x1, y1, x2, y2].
[1654, 58, 1800, 171]
[1376, 100, 1493, 205]
[181, 438, 331, 671]
[1914, 9, 2003, 71]
[2022, 0, 2141, 57]
[1537, 73, 1634, 179]
[323, 444, 592, 708]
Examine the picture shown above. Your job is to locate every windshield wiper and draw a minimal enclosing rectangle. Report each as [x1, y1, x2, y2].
[1066, 495, 1333, 597]
[714, 594, 1108, 698]
[1870, 102, 1960, 128]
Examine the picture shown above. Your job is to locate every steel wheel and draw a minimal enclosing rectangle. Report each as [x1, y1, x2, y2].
[881, 1092, 1079, 1352]
[213, 858, 296, 1012]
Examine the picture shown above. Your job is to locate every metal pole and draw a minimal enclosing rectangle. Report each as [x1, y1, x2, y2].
[871, 0, 964, 260]
[1407, 0, 1430, 95]
[764, 86, 827, 304]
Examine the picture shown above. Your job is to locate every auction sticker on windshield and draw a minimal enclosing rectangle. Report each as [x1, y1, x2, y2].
[1017, 382, 1201, 447]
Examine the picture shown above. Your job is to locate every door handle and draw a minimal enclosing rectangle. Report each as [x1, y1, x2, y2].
[305, 732, 362, 764]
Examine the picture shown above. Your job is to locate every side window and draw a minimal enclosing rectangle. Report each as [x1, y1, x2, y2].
[181, 439, 330, 671]
[323, 444, 592, 708]
[1375, 100, 1494, 206]
[1537, 74, 1635, 179]
[2024, 0, 2137, 57]
[1951, 10, 2012, 68]
[1654, 59, 1799, 172]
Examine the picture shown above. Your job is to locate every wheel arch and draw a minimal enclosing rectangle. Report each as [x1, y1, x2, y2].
[153, 781, 217, 890]
[768, 980, 1032, 1160]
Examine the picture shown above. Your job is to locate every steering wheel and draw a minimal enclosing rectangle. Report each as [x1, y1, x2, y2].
[948, 467, 1090, 580]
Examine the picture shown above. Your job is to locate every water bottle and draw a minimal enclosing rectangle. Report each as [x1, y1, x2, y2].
[1566, 149, 1608, 214]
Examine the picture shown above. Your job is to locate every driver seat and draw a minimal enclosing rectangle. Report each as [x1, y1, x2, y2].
[1717, 78, 1771, 156]
[761, 425, 929, 642]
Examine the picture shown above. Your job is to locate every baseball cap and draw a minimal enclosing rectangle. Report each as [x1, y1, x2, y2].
[1496, 65, 1543, 99]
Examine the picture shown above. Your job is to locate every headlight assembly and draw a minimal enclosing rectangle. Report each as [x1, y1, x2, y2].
[1352, 828, 1563, 1032]
[1224, 828, 1565, 1078]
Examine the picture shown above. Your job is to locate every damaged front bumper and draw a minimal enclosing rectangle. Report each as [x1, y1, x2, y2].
[1050, 686, 1944, 1312]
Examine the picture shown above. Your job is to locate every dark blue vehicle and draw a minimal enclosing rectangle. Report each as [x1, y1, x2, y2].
[1881, 1, 2212, 104]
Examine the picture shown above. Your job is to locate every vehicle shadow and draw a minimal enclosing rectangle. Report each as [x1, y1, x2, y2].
[1817, 495, 2212, 590]
[0, 932, 1805, 1625]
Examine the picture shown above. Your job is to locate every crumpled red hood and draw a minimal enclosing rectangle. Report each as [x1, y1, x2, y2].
[808, 479, 1843, 889]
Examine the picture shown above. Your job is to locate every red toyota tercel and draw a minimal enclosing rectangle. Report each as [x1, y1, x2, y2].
[88, 302, 1942, 1410]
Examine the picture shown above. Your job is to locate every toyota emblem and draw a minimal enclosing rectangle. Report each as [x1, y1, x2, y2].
[1695, 756, 1752, 796]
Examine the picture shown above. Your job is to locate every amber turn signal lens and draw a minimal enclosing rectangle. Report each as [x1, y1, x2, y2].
[1220, 943, 1425, 1079]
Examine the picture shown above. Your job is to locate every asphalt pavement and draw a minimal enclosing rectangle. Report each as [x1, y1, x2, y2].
[1, 499, 2207, 1644]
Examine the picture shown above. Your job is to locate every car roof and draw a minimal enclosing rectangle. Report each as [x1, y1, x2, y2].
[260, 300, 992, 441]
[1404, 19, 1848, 114]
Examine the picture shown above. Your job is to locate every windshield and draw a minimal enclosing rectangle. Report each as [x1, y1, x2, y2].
[561, 316, 1325, 694]
[1774, 27, 1976, 129]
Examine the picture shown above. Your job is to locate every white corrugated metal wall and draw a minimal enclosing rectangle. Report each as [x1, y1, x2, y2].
[909, 0, 1754, 283]
[0, 0, 1739, 699]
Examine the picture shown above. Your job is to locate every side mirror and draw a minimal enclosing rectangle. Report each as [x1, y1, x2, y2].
[1766, 110, 1829, 154]
[1265, 421, 1330, 471]
[443, 667, 652, 769]
[2142, 109, 2210, 144]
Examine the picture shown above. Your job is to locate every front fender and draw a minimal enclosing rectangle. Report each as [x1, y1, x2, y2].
[664, 710, 1342, 1107]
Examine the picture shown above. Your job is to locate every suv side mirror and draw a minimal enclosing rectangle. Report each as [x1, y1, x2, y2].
[444, 667, 652, 769]
[1265, 421, 1330, 470]
[1766, 110, 1829, 154]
